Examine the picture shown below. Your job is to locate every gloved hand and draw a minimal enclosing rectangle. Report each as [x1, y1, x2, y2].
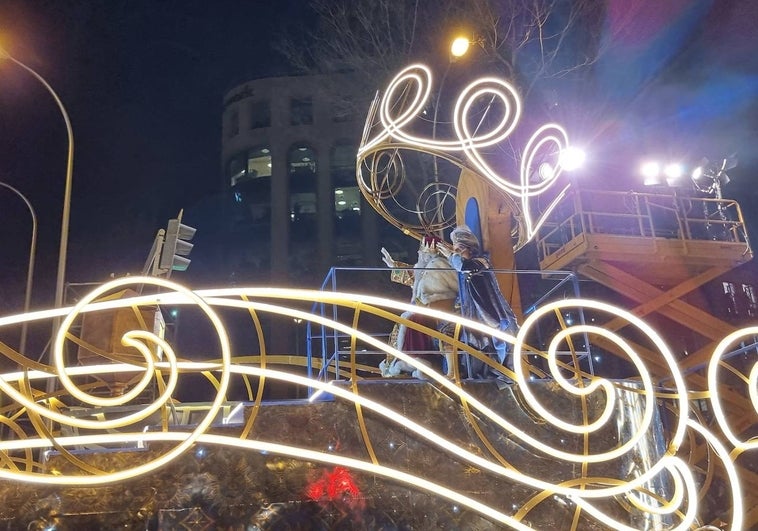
[436, 242, 452, 258]
[380, 247, 395, 268]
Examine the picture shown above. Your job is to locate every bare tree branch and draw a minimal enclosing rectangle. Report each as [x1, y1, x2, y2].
[278, 0, 606, 106]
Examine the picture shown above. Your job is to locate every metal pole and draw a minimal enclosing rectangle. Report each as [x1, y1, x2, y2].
[0, 47, 75, 390]
[0, 182, 37, 354]
[431, 61, 453, 237]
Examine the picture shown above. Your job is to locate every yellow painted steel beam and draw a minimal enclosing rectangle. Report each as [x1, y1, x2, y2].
[578, 261, 736, 341]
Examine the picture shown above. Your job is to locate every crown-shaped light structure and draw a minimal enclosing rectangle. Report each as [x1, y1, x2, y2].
[357, 64, 574, 249]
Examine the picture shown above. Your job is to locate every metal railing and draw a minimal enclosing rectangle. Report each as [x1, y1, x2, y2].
[536, 189, 751, 262]
[308, 266, 593, 385]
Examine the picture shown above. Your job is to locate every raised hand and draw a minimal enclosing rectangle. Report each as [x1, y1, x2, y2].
[380, 247, 396, 268]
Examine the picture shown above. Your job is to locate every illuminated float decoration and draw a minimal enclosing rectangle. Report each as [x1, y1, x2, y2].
[0, 275, 753, 529]
[356, 63, 573, 250]
[0, 64, 754, 529]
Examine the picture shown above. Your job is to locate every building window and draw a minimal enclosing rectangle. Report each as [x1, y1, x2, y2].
[231, 148, 272, 226]
[331, 141, 361, 247]
[332, 97, 355, 123]
[288, 145, 318, 240]
[288, 145, 317, 178]
[250, 100, 271, 129]
[334, 187, 361, 216]
[332, 142, 359, 218]
[723, 282, 739, 316]
[290, 192, 317, 220]
[247, 147, 272, 179]
[226, 110, 239, 138]
[331, 142, 356, 186]
[743, 284, 757, 317]
[290, 97, 313, 125]
[229, 147, 272, 187]
[228, 155, 245, 186]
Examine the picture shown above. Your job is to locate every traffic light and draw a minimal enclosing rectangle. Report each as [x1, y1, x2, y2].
[159, 211, 196, 274]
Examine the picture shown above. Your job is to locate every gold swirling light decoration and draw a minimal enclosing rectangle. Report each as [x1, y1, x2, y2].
[0, 277, 754, 529]
[708, 326, 758, 454]
[357, 64, 574, 249]
[0, 276, 231, 485]
[513, 298, 690, 460]
[512, 299, 702, 529]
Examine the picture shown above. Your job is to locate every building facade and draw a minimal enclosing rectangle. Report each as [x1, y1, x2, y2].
[220, 74, 384, 289]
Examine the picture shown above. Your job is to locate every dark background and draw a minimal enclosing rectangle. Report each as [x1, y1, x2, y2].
[0, 0, 307, 315]
[0, 0, 757, 319]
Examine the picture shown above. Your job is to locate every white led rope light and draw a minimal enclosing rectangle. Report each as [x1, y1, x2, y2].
[356, 63, 582, 249]
[0, 277, 752, 529]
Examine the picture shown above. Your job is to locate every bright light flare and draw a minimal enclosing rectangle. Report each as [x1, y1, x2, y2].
[559, 146, 585, 171]
[642, 160, 692, 187]
[640, 161, 660, 184]
[538, 162, 554, 181]
[450, 37, 470, 58]
[663, 163, 683, 180]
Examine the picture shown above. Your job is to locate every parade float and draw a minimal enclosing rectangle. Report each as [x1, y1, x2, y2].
[0, 64, 754, 530]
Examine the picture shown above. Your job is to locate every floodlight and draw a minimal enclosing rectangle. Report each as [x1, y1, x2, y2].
[640, 161, 660, 185]
[538, 162, 554, 181]
[691, 156, 735, 196]
[691, 165, 703, 181]
[559, 147, 585, 171]
[663, 163, 683, 180]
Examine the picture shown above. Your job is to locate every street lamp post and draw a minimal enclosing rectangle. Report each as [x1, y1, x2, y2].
[0, 46, 74, 311]
[432, 37, 471, 171]
[0, 46, 74, 386]
[431, 37, 470, 236]
[0, 182, 37, 354]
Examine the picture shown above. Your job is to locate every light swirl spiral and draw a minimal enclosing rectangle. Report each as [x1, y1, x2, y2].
[0, 276, 233, 482]
[707, 325, 758, 452]
[453, 76, 521, 151]
[51, 277, 181, 427]
[357, 63, 578, 251]
[511, 299, 689, 462]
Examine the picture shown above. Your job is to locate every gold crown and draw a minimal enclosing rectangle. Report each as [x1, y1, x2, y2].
[420, 235, 440, 253]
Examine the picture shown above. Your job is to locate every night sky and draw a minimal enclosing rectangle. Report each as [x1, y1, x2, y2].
[0, 0, 307, 313]
[0, 0, 757, 317]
